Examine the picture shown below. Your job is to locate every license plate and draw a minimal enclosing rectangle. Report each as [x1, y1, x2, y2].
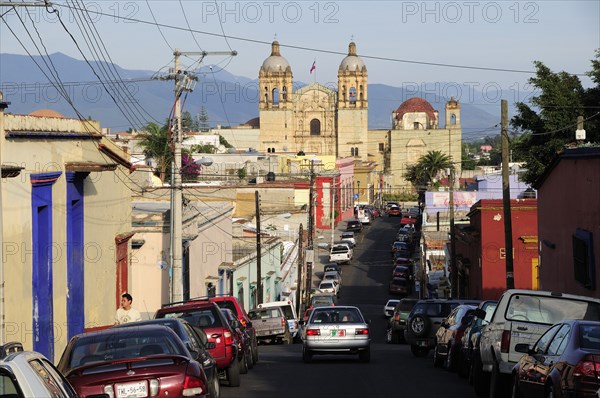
[116, 381, 148, 398]
[331, 329, 345, 337]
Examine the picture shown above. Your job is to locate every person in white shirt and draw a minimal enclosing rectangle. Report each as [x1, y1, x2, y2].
[115, 293, 142, 324]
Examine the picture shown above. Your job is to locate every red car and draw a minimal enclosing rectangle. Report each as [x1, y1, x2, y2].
[389, 277, 411, 295]
[155, 299, 241, 387]
[392, 265, 411, 279]
[401, 215, 417, 225]
[57, 325, 209, 398]
[388, 206, 402, 217]
[220, 308, 253, 374]
[209, 295, 259, 364]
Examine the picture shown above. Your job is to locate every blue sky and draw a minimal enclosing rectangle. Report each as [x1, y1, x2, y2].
[1, 0, 598, 100]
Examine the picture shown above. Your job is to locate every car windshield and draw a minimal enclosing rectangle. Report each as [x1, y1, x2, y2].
[331, 247, 348, 253]
[66, 329, 184, 369]
[342, 233, 353, 238]
[320, 282, 333, 289]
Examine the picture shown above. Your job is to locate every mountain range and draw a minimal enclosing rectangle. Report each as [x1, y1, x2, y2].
[0, 52, 511, 141]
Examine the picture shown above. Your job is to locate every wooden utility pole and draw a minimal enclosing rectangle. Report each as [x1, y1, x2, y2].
[501, 99, 515, 289]
[255, 191, 263, 305]
[296, 224, 304, 316]
[304, 160, 316, 309]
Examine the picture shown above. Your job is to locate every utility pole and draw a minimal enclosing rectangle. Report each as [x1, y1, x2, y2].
[304, 160, 316, 310]
[449, 129, 457, 298]
[255, 191, 263, 305]
[163, 49, 236, 303]
[296, 223, 304, 316]
[501, 99, 515, 289]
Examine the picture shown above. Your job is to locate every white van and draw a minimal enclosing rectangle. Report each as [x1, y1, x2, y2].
[257, 300, 299, 339]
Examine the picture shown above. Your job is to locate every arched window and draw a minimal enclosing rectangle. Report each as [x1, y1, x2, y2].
[351, 148, 355, 156]
[359, 85, 364, 101]
[354, 147, 359, 157]
[271, 147, 275, 153]
[267, 148, 271, 153]
[310, 119, 321, 136]
[272, 88, 280, 107]
[282, 87, 287, 101]
[450, 114, 457, 125]
[349, 87, 357, 104]
[342, 85, 346, 101]
[264, 87, 269, 102]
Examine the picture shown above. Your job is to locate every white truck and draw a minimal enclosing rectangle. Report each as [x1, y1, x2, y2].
[256, 300, 300, 341]
[329, 243, 353, 264]
[474, 289, 600, 397]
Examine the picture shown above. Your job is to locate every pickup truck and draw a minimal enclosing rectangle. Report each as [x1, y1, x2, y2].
[248, 306, 292, 345]
[474, 289, 600, 397]
[329, 244, 353, 264]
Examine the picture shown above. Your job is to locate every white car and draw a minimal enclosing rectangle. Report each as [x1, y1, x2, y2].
[383, 299, 400, 318]
[318, 280, 340, 297]
[0, 342, 78, 397]
[340, 232, 356, 247]
[322, 270, 342, 288]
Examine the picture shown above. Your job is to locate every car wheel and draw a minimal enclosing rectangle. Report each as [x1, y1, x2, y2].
[251, 337, 259, 363]
[511, 373, 520, 398]
[239, 352, 248, 374]
[409, 315, 431, 338]
[358, 346, 370, 363]
[302, 346, 312, 363]
[246, 348, 254, 369]
[208, 374, 220, 398]
[433, 344, 444, 368]
[226, 357, 241, 387]
[410, 344, 429, 358]
[472, 353, 489, 396]
[490, 360, 508, 398]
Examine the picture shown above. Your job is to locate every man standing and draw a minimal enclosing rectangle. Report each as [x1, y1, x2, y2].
[115, 293, 142, 324]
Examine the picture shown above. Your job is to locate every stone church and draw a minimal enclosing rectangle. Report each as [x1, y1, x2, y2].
[219, 40, 462, 192]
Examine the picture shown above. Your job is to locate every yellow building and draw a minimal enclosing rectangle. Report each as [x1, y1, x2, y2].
[0, 102, 132, 361]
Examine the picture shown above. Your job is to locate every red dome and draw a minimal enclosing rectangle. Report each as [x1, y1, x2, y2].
[29, 109, 65, 118]
[244, 117, 260, 128]
[394, 97, 437, 121]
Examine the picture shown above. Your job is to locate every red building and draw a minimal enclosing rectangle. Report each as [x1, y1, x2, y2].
[533, 147, 600, 297]
[454, 198, 538, 300]
[315, 173, 341, 230]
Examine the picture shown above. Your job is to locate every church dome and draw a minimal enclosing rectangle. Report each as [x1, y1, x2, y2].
[339, 42, 366, 72]
[395, 97, 437, 122]
[261, 41, 291, 72]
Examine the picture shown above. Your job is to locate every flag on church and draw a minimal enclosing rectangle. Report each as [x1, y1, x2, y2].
[310, 61, 316, 74]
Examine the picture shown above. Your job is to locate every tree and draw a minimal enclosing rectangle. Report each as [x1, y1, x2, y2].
[404, 150, 454, 203]
[510, 54, 600, 184]
[138, 122, 171, 182]
[181, 111, 199, 132]
[198, 106, 210, 132]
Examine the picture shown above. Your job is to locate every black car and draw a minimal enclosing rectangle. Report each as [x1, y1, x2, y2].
[346, 220, 363, 232]
[114, 318, 221, 398]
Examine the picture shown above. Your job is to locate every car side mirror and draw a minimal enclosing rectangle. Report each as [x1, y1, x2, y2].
[474, 308, 487, 319]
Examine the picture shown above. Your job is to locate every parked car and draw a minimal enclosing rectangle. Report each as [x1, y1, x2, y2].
[155, 299, 241, 387]
[209, 295, 259, 364]
[512, 320, 600, 398]
[310, 293, 338, 308]
[256, 300, 300, 341]
[58, 324, 210, 397]
[391, 241, 410, 255]
[340, 231, 356, 247]
[392, 265, 411, 280]
[318, 280, 340, 297]
[301, 306, 371, 363]
[432, 304, 478, 370]
[220, 308, 253, 374]
[404, 298, 481, 357]
[384, 299, 401, 318]
[322, 270, 342, 288]
[323, 263, 342, 276]
[457, 300, 497, 381]
[386, 298, 419, 344]
[329, 243, 353, 264]
[0, 342, 78, 398]
[346, 220, 363, 233]
[114, 318, 220, 398]
[388, 277, 411, 295]
[476, 289, 600, 398]
[248, 306, 291, 345]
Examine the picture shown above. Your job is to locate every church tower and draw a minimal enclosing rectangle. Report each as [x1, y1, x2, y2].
[337, 42, 368, 160]
[258, 41, 294, 153]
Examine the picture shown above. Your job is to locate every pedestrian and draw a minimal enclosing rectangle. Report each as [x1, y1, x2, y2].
[115, 293, 142, 324]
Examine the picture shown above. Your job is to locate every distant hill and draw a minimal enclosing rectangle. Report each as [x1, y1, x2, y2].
[0, 52, 511, 140]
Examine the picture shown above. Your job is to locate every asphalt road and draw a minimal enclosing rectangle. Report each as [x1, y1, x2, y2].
[221, 216, 479, 398]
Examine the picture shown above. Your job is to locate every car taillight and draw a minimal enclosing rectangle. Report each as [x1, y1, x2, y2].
[224, 330, 234, 345]
[355, 328, 369, 335]
[281, 318, 286, 327]
[182, 375, 204, 397]
[306, 329, 320, 336]
[394, 313, 400, 321]
[574, 355, 600, 379]
[239, 318, 247, 327]
[501, 330, 511, 353]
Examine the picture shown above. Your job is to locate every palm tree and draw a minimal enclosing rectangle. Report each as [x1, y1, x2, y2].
[404, 150, 454, 202]
[138, 122, 171, 182]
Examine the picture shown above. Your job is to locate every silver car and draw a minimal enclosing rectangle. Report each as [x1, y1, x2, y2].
[301, 306, 371, 363]
[0, 342, 78, 398]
